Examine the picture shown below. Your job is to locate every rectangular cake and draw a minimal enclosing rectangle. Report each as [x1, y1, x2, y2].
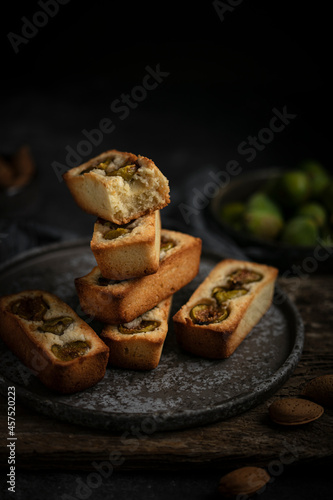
[75, 229, 202, 324]
[63, 149, 170, 224]
[0, 290, 109, 393]
[90, 211, 161, 280]
[173, 259, 278, 359]
[101, 296, 172, 370]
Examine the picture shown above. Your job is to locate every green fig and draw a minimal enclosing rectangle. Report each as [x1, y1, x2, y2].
[244, 209, 283, 240]
[297, 202, 327, 228]
[281, 216, 318, 246]
[247, 192, 282, 216]
[299, 160, 330, 196]
[274, 171, 311, 207]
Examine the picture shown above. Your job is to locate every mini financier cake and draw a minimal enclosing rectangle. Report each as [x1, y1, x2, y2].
[0, 290, 109, 393]
[63, 149, 170, 224]
[90, 211, 161, 280]
[75, 229, 202, 324]
[173, 259, 278, 359]
[101, 296, 173, 370]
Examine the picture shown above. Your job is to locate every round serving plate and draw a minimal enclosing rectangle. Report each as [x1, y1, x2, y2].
[0, 239, 304, 432]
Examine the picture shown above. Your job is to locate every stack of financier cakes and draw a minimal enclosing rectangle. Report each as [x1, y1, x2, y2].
[63, 149, 202, 370]
[0, 149, 277, 396]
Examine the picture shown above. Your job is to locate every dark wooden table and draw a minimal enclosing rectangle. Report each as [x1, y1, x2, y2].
[0, 276, 332, 473]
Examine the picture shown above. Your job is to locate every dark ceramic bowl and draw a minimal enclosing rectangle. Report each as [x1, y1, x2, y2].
[208, 167, 333, 271]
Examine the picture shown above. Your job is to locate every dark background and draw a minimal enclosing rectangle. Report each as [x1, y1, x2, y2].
[0, 0, 331, 237]
[0, 2, 332, 499]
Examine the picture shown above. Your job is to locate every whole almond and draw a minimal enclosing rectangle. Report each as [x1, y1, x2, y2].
[11, 145, 36, 187]
[218, 466, 270, 498]
[0, 157, 15, 188]
[303, 374, 333, 408]
[269, 397, 324, 425]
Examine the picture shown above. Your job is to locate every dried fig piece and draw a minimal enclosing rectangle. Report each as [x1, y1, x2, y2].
[212, 287, 248, 304]
[80, 158, 111, 175]
[95, 158, 112, 171]
[51, 340, 90, 361]
[39, 316, 73, 336]
[160, 238, 175, 252]
[118, 320, 160, 334]
[11, 296, 48, 321]
[107, 164, 138, 181]
[190, 304, 228, 325]
[104, 227, 130, 240]
[228, 269, 262, 286]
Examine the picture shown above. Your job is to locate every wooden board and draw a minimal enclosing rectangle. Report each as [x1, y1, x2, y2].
[0, 276, 332, 472]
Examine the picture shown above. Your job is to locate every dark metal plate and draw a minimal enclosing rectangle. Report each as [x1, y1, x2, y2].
[0, 239, 304, 432]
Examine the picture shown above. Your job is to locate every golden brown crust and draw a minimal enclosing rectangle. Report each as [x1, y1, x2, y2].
[0, 290, 109, 393]
[173, 259, 278, 359]
[101, 297, 172, 370]
[63, 149, 170, 224]
[75, 229, 202, 324]
[90, 211, 161, 280]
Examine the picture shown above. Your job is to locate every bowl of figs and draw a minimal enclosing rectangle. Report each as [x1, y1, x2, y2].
[209, 160, 333, 271]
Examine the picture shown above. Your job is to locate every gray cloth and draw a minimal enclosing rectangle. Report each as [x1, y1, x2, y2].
[0, 219, 78, 265]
